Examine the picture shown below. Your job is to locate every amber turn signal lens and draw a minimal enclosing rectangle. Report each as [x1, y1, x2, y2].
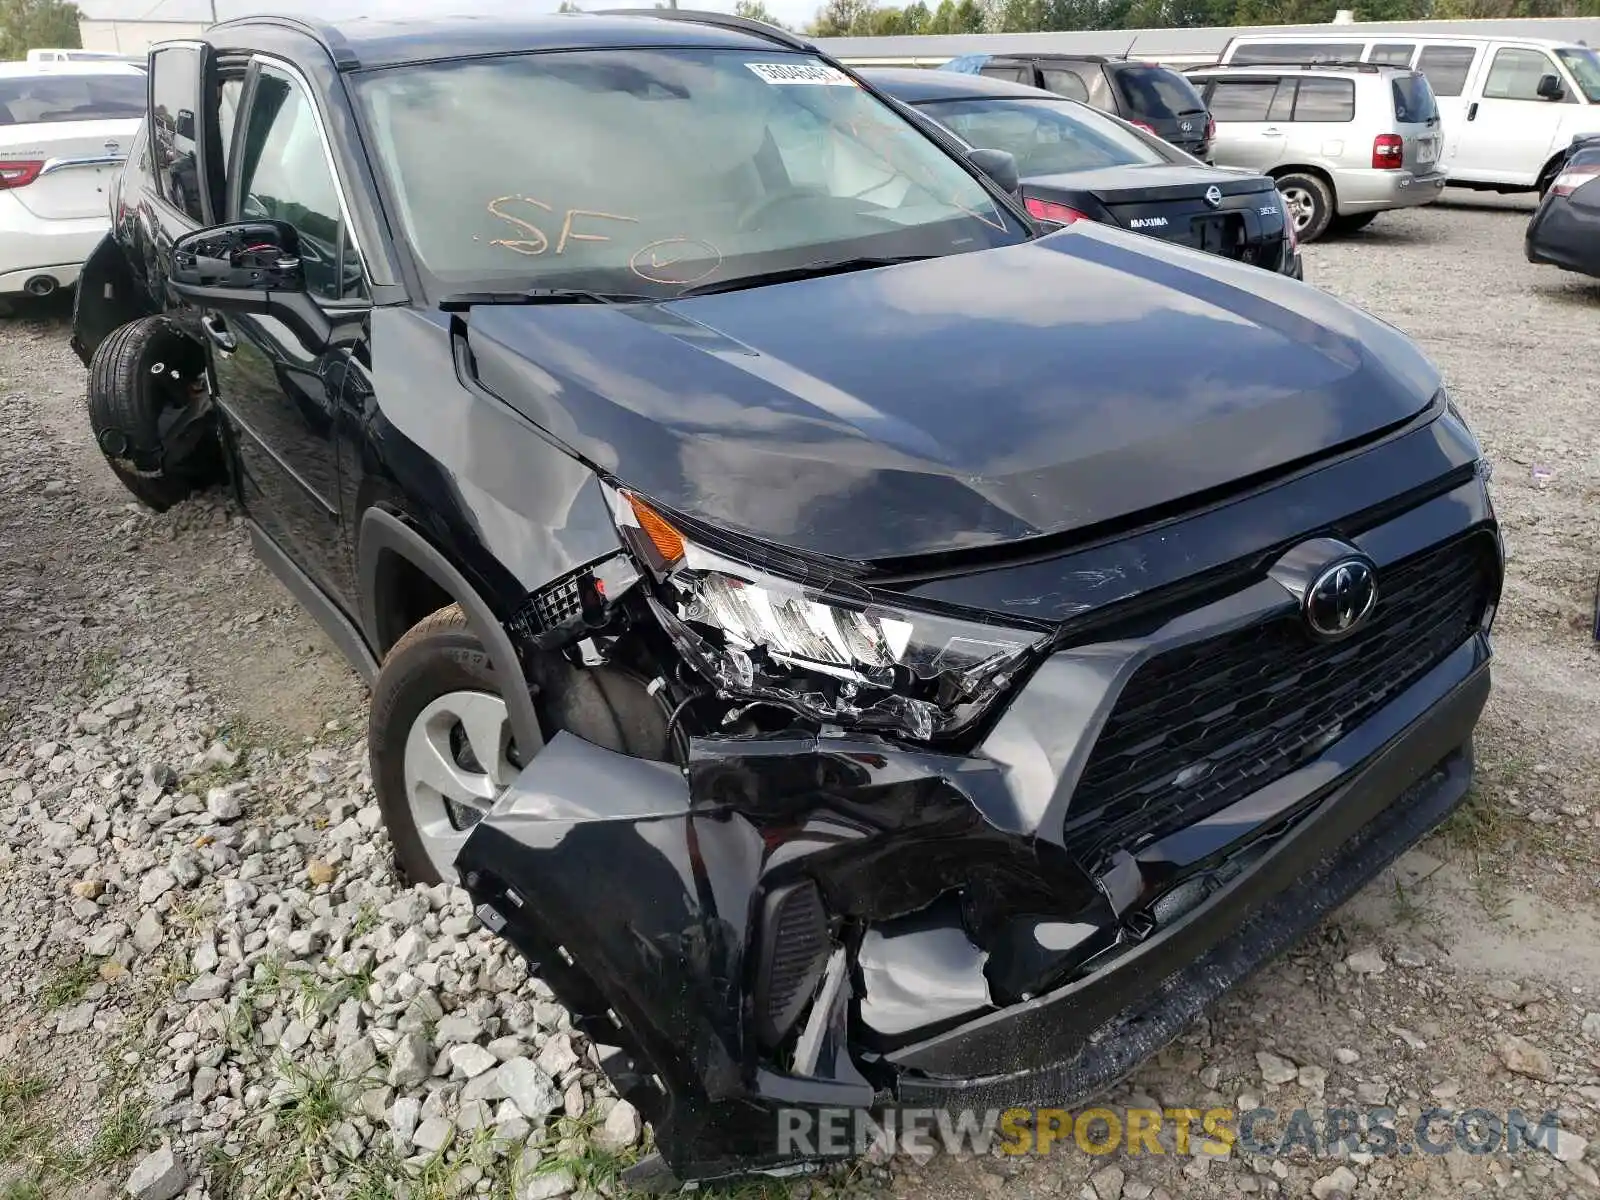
[625, 492, 685, 564]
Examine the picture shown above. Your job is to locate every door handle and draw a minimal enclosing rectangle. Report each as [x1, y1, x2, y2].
[1467, 102, 1479, 121]
[200, 313, 237, 354]
[1262, 127, 1283, 136]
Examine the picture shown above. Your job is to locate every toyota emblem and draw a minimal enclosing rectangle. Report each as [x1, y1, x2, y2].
[1305, 559, 1378, 639]
[1204, 185, 1223, 208]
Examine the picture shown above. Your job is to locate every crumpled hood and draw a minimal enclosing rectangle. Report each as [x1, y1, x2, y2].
[461, 224, 1440, 563]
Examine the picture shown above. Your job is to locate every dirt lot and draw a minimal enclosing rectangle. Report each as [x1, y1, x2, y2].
[0, 192, 1597, 1200]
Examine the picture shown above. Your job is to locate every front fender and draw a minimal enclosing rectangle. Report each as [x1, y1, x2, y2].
[70, 234, 151, 366]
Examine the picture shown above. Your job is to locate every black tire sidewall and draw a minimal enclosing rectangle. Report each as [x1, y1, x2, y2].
[1280, 173, 1334, 243]
[369, 621, 501, 886]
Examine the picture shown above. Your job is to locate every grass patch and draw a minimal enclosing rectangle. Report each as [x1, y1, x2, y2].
[0, 1179, 46, 1200]
[38, 958, 97, 1011]
[85, 1098, 151, 1167]
[80, 646, 120, 694]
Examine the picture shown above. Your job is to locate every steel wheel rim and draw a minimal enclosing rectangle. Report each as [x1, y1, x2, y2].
[402, 689, 520, 880]
[1281, 186, 1317, 233]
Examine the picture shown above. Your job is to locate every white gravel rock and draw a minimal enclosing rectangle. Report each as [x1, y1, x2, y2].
[388, 1032, 433, 1086]
[495, 1057, 562, 1121]
[451, 1042, 499, 1079]
[125, 1145, 188, 1200]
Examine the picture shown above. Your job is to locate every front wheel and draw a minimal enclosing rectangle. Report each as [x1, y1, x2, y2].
[370, 605, 524, 885]
[1276, 172, 1335, 243]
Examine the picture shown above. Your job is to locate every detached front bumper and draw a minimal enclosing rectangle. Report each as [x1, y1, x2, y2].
[459, 443, 1499, 1184]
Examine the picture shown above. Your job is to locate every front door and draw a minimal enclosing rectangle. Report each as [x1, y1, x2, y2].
[205, 60, 368, 603]
[1454, 44, 1573, 185]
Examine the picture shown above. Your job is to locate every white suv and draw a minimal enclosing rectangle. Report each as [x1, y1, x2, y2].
[1186, 62, 1447, 242]
[0, 61, 145, 306]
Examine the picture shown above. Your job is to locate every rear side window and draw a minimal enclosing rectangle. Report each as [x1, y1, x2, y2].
[978, 64, 1029, 84]
[1039, 68, 1090, 102]
[1291, 77, 1355, 122]
[1482, 47, 1559, 101]
[1390, 73, 1438, 123]
[0, 73, 144, 125]
[1369, 44, 1415, 67]
[150, 46, 204, 222]
[1416, 45, 1477, 97]
[1112, 65, 1206, 119]
[1232, 42, 1361, 65]
[1205, 78, 1278, 121]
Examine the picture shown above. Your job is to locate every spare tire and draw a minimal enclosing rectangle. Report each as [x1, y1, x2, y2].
[86, 316, 223, 512]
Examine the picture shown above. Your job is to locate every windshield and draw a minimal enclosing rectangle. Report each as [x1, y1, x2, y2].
[1390, 72, 1439, 123]
[1111, 65, 1207, 120]
[1556, 47, 1600, 103]
[0, 73, 144, 125]
[919, 96, 1172, 176]
[354, 49, 1026, 299]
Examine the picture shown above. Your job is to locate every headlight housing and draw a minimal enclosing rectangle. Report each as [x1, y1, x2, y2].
[610, 490, 1047, 741]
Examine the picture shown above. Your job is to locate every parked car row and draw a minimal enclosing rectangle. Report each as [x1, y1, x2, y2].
[69, 11, 1505, 1188]
[0, 60, 145, 303]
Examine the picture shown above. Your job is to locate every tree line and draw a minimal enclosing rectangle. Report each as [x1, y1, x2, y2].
[0, 0, 81, 59]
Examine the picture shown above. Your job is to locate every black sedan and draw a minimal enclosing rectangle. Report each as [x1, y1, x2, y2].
[866, 67, 1302, 279]
[1527, 133, 1600, 281]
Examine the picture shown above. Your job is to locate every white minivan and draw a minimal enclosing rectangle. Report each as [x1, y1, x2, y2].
[1219, 33, 1600, 192]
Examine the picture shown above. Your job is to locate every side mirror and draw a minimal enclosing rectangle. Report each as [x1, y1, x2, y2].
[171, 220, 305, 296]
[1537, 73, 1565, 101]
[966, 147, 1020, 195]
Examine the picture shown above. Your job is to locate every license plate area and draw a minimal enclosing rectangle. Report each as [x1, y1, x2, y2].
[1191, 213, 1246, 257]
[1418, 138, 1438, 164]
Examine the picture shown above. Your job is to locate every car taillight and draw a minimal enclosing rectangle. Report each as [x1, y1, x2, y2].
[1205, 114, 1216, 142]
[1131, 120, 1158, 135]
[1025, 196, 1090, 224]
[1279, 191, 1298, 251]
[1372, 134, 1404, 170]
[0, 160, 43, 190]
[1551, 162, 1600, 196]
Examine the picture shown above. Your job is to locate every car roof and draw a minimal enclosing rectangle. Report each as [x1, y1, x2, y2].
[207, 12, 807, 72]
[862, 66, 1068, 103]
[0, 60, 147, 78]
[1225, 33, 1582, 50]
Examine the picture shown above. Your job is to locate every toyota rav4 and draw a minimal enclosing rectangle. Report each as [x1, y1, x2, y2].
[72, 11, 1500, 1187]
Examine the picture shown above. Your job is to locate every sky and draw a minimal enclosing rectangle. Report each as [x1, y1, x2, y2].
[79, 0, 829, 36]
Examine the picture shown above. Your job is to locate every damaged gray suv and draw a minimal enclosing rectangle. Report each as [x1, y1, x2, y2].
[72, 9, 1501, 1188]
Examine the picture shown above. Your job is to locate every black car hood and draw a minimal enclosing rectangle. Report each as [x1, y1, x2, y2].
[461, 225, 1440, 563]
[1025, 163, 1275, 205]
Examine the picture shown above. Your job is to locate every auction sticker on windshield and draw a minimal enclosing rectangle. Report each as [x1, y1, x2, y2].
[746, 62, 856, 85]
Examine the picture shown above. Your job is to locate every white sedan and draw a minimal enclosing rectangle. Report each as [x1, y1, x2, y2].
[0, 61, 145, 303]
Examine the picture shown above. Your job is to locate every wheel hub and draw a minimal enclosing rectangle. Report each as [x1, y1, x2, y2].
[402, 689, 521, 880]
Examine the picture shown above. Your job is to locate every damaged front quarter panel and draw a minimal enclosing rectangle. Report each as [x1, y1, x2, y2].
[455, 721, 1117, 1184]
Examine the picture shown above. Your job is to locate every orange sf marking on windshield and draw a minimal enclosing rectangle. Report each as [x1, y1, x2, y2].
[485, 196, 638, 256]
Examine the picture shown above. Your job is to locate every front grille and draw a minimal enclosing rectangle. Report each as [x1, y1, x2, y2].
[1065, 535, 1496, 853]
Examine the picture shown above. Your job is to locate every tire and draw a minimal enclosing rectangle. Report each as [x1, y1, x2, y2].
[1536, 161, 1560, 199]
[86, 316, 221, 512]
[369, 604, 671, 885]
[1329, 212, 1378, 235]
[1276, 172, 1335, 244]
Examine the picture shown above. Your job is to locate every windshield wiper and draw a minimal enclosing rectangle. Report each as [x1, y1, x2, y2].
[671, 254, 939, 299]
[438, 287, 652, 312]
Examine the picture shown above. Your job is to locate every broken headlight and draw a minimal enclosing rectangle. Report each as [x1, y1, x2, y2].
[610, 489, 1047, 741]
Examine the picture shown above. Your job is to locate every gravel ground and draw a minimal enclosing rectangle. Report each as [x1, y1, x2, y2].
[1, 192, 1597, 1200]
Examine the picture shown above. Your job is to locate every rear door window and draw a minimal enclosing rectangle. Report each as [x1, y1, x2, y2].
[0, 73, 145, 125]
[1112, 65, 1206, 119]
[978, 64, 1029, 85]
[1291, 77, 1355, 122]
[1415, 45, 1477, 97]
[150, 45, 204, 222]
[1369, 43, 1416, 67]
[1039, 68, 1090, 102]
[1204, 78, 1278, 121]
